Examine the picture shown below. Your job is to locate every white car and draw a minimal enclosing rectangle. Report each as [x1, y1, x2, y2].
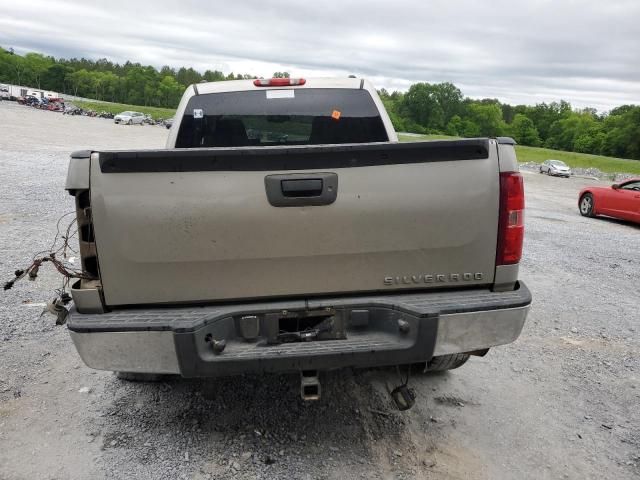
[114, 111, 145, 125]
[540, 159, 572, 177]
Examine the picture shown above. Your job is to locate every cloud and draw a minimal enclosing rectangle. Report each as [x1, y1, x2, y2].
[0, 0, 638, 111]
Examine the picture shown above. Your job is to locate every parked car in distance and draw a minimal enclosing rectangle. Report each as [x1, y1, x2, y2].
[579, 178, 640, 223]
[23, 96, 42, 107]
[540, 159, 572, 177]
[45, 98, 64, 112]
[114, 111, 145, 125]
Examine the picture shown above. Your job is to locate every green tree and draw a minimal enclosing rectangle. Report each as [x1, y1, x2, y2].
[545, 112, 600, 152]
[203, 69, 225, 82]
[467, 103, 506, 137]
[160, 65, 176, 77]
[574, 132, 605, 154]
[379, 89, 405, 132]
[430, 82, 463, 125]
[157, 75, 183, 107]
[509, 114, 541, 146]
[527, 101, 572, 141]
[0, 48, 17, 83]
[88, 71, 106, 100]
[41, 63, 70, 92]
[23, 53, 53, 89]
[445, 115, 463, 136]
[101, 71, 120, 102]
[501, 104, 516, 124]
[4, 52, 28, 85]
[176, 67, 202, 86]
[461, 119, 481, 137]
[600, 106, 640, 159]
[66, 69, 92, 96]
[124, 66, 150, 104]
[400, 83, 444, 131]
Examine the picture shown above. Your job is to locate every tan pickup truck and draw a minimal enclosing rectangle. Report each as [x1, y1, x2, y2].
[64, 77, 531, 399]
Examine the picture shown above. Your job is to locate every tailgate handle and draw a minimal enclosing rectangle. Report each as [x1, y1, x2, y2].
[265, 173, 338, 207]
[281, 179, 323, 197]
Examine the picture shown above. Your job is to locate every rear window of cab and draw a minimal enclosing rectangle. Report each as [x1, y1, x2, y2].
[175, 88, 388, 148]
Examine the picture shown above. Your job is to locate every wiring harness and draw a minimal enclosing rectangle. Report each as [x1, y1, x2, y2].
[3, 212, 92, 324]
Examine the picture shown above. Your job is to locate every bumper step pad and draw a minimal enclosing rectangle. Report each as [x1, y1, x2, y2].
[68, 284, 531, 333]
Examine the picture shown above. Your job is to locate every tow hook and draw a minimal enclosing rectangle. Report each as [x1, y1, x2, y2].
[205, 334, 226, 355]
[300, 370, 321, 401]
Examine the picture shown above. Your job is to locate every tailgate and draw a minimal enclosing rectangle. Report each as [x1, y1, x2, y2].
[89, 140, 499, 306]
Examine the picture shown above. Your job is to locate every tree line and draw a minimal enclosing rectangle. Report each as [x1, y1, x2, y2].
[1, 47, 638, 160]
[380, 84, 640, 160]
[0, 47, 267, 108]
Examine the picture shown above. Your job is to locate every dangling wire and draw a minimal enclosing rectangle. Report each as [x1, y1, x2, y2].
[4, 212, 90, 292]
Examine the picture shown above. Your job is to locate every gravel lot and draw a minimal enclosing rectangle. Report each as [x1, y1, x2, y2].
[1, 100, 638, 480]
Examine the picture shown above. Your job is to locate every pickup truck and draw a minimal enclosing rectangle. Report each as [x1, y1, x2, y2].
[64, 77, 531, 399]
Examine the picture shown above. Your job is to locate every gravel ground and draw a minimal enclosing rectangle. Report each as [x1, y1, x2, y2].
[0, 101, 638, 480]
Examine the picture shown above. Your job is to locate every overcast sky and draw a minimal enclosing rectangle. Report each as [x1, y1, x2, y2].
[1, 0, 639, 111]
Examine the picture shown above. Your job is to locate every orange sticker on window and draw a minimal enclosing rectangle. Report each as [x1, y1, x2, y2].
[331, 110, 341, 120]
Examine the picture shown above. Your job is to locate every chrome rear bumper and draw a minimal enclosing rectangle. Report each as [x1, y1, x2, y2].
[68, 283, 531, 376]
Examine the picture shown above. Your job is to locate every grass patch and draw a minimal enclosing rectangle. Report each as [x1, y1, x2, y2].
[73, 100, 176, 120]
[398, 132, 640, 175]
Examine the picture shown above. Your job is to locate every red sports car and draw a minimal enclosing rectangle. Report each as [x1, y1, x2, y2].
[579, 178, 640, 224]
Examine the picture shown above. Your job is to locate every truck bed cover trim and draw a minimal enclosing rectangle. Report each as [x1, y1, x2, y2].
[97, 139, 490, 173]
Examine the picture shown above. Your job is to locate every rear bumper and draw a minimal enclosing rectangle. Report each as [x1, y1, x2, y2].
[68, 283, 531, 376]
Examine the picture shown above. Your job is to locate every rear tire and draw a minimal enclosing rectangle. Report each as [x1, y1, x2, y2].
[115, 372, 166, 382]
[413, 353, 471, 373]
[579, 193, 595, 217]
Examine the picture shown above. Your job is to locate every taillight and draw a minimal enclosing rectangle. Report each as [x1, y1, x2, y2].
[496, 172, 525, 265]
[253, 78, 306, 87]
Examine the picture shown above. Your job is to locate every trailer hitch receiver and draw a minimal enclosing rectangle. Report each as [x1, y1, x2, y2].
[300, 370, 321, 401]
